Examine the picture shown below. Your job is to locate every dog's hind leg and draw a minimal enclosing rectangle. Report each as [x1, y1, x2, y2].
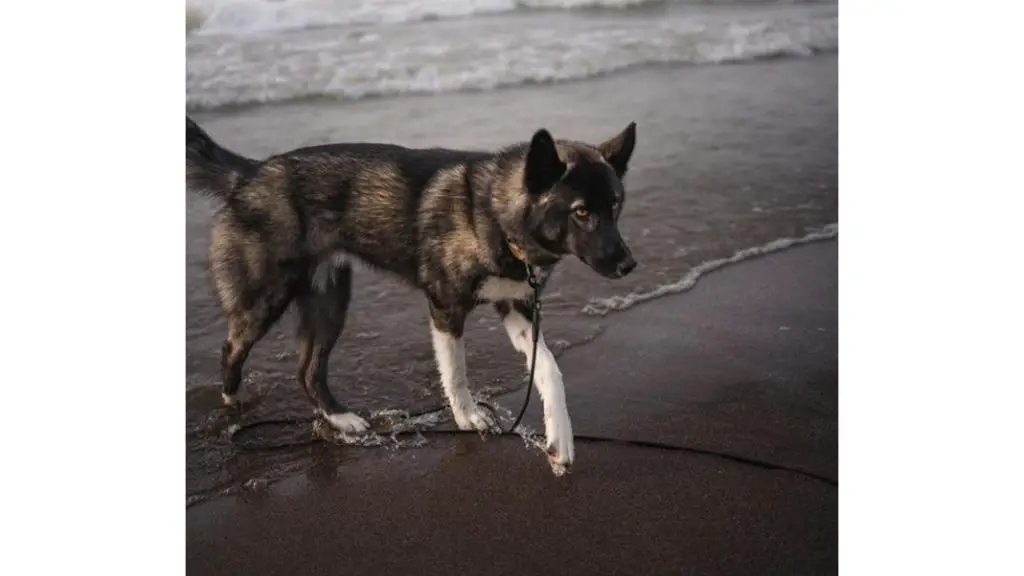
[214, 262, 295, 408]
[428, 300, 499, 432]
[495, 300, 574, 470]
[295, 263, 370, 434]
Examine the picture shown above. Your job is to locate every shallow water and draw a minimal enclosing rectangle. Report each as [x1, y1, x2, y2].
[187, 0, 837, 109]
[185, 54, 836, 502]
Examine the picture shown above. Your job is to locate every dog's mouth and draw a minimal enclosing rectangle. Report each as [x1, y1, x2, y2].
[578, 256, 621, 279]
[578, 254, 637, 280]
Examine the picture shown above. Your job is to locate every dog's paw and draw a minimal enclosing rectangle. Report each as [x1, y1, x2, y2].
[545, 410, 575, 475]
[221, 392, 238, 407]
[453, 404, 500, 433]
[324, 412, 371, 434]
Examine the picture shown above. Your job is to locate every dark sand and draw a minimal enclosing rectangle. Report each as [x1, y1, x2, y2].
[187, 240, 837, 576]
[186, 56, 837, 501]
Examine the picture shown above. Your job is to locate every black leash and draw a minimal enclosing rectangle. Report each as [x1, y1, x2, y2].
[228, 422, 837, 488]
[225, 261, 838, 489]
[505, 264, 545, 434]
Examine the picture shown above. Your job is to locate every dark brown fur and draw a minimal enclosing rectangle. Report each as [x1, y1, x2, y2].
[186, 117, 637, 425]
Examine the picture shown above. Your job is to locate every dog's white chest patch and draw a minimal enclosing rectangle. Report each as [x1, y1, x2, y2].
[476, 276, 532, 302]
[312, 250, 351, 292]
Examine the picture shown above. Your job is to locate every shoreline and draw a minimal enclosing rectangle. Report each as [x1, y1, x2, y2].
[583, 221, 837, 316]
[187, 52, 838, 117]
[185, 233, 837, 508]
[187, 240, 837, 575]
[186, 53, 838, 507]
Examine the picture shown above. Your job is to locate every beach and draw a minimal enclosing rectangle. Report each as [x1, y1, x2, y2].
[187, 240, 837, 575]
[186, 0, 837, 571]
[187, 54, 837, 501]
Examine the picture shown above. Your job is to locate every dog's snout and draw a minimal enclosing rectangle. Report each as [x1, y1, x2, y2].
[616, 255, 637, 277]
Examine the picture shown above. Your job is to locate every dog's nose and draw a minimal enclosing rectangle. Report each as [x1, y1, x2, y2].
[617, 256, 637, 277]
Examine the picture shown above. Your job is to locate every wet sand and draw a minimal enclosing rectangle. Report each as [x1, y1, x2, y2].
[187, 240, 837, 576]
[186, 56, 837, 500]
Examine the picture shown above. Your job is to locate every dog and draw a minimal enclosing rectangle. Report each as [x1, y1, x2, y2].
[185, 117, 637, 470]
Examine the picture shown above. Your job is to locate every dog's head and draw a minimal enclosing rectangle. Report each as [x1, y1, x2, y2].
[518, 123, 638, 279]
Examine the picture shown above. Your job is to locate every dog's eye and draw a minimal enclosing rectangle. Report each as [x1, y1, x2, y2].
[574, 206, 590, 218]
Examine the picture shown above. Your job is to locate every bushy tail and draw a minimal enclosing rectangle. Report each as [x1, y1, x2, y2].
[186, 116, 258, 199]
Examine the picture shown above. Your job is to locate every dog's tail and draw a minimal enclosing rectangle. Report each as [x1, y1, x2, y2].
[186, 116, 258, 199]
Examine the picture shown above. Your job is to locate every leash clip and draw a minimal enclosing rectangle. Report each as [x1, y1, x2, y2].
[526, 266, 540, 289]
[526, 266, 547, 312]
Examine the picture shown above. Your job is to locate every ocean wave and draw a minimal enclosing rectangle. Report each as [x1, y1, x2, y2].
[188, 0, 516, 36]
[582, 223, 838, 316]
[186, 7, 837, 110]
[187, 0, 834, 36]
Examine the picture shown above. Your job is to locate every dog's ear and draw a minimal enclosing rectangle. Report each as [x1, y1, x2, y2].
[524, 129, 566, 195]
[598, 122, 637, 178]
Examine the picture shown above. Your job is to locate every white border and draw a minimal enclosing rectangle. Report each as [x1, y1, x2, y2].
[842, 0, 1024, 573]
[3, 0, 1023, 574]
[1, 1, 182, 574]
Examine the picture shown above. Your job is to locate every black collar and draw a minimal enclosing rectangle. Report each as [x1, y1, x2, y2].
[507, 240, 552, 291]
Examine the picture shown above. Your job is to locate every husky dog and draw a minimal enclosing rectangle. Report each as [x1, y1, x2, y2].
[186, 117, 637, 470]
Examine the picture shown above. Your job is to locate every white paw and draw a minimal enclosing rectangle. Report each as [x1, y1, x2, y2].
[324, 412, 371, 434]
[545, 410, 575, 474]
[453, 404, 499, 433]
[221, 393, 238, 407]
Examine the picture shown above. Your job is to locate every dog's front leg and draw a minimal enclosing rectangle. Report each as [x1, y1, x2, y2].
[429, 302, 499, 432]
[496, 301, 574, 472]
